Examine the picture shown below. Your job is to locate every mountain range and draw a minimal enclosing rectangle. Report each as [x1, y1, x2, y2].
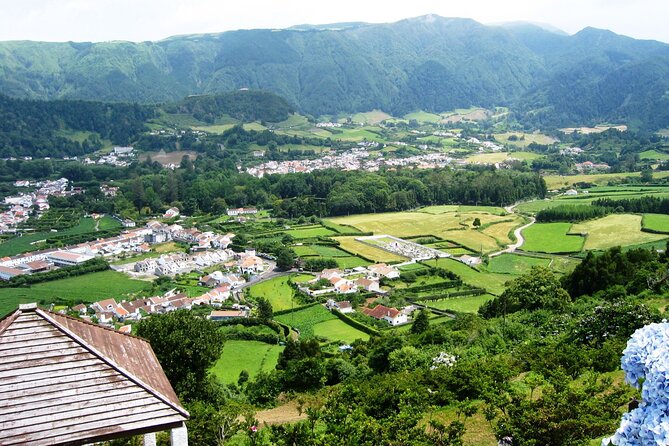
[1, 15, 669, 130]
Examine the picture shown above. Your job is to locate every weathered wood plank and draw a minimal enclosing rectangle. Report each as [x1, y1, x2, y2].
[0, 362, 111, 386]
[0, 408, 181, 445]
[0, 329, 68, 344]
[0, 335, 71, 351]
[0, 345, 89, 366]
[0, 357, 101, 378]
[0, 368, 120, 393]
[0, 338, 75, 355]
[0, 375, 129, 408]
[0, 391, 155, 428]
[0, 352, 93, 372]
[2, 324, 56, 337]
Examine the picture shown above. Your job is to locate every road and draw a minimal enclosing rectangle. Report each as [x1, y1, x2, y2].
[488, 203, 535, 258]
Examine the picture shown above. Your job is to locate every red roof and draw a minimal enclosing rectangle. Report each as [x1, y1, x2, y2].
[362, 304, 401, 320]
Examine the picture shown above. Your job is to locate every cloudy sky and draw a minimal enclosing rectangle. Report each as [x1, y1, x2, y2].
[0, 0, 666, 43]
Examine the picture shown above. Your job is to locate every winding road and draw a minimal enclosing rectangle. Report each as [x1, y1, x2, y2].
[488, 203, 536, 258]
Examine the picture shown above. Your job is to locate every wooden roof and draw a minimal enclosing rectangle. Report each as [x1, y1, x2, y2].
[0, 304, 188, 446]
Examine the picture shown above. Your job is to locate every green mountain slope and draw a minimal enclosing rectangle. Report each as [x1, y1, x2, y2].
[1, 15, 669, 129]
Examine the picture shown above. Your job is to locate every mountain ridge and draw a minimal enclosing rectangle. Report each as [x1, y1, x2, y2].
[1, 15, 668, 129]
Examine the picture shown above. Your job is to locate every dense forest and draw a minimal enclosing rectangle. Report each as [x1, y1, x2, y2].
[2, 16, 669, 129]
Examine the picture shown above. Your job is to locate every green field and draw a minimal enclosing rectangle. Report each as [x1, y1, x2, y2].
[639, 150, 669, 161]
[404, 111, 442, 123]
[333, 236, 407, 263]
[419, 205, 506, 215]
[247, 275, 301, 312]
[312, 319, 370, 343]
[486, 254, 551, 275]
[351, 110, 392, 125]
[521, 223, 585, 253]
[209, 340, 283, 384]
[0, 216, 121, 257]
[0, 270, 151, 317]
[419, 294, 494, 313]
[543, 171, 669, 189]
[571, 214, 667, 250]
[464, 152, 542, 164]
[334, 256, 372, 269]
[332, 127, 385, 142]
[424, 258, 510, 296]
[494, 132, 557, 148]
[284, 226, 336, 239]
[642, 214, 669, 234]
[275, 304, 337, 339]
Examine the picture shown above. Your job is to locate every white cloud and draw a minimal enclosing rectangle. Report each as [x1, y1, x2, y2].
[0, 0, 666, 43]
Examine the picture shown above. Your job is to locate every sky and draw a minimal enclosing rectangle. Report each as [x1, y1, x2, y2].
[0, 0, 667, 43]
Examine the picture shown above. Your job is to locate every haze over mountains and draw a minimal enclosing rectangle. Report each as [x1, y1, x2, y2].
[1, 15, 669, 129]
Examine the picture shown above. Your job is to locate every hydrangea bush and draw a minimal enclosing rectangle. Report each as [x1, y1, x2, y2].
[605, 322, 669, 445]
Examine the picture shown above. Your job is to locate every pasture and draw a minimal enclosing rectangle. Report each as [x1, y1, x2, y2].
[494, 132, 558, 148]
[312, 319, 370, 343]
[542, 171, 669, 189]
[328, 210, 524, 254]
[351, 110, 392, 125]
[521, 223, 585, 253]
[209, 340, 283, 384]
[247, 275, 302, 312]
[424, 258, 510, 296]
[486, 254, 551, 275]
[639, 150, 669, 161]
[0, 270, 151, 317]
[139, 150, 198, 166]
[419, 294, 494, 313]
[570, 214, 667, 250]
[404, 111, 442, 123]
[642, 214, 669, 234]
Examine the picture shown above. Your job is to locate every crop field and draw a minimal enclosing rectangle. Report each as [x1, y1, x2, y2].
[329, 211, 523, 254]
[494, 132, 558, 148]
[424, 258, 510, 295]
[331, 127, 385, 142]
[209, 340, 283, 384]
[420, 205, 506, 215]
[351, 110, 392, 125]
[464, 152, 542, 164]
[419, 294, 494, 313]
[275, 304, 337, 339]
[642, 214, 669, 234]
[333, 236, 406, 263]
[312, 319, 370, 343]
[404, 111, 442, 123]
[543, 171, 669, 189]
[139, 149, 198, 166]
[481, 219, 522, 245]
[486, 254, 551, 275]
[639, 150, 669, 161]
[284, 226, 336, 239]
[521, 223, 585, 253]
[247, 275, 301, 312]
[0, 270, 151, 317]
[309, 245, 352, 257]
[570, 214, 667, 250]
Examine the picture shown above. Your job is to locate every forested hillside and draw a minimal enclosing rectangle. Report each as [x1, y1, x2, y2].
[1, 15, 669, 129]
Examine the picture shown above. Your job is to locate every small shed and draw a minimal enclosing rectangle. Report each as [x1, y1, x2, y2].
[0, 303, 189, 445]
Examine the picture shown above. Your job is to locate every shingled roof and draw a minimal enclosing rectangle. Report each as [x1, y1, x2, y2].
[0, 303, 189, 446]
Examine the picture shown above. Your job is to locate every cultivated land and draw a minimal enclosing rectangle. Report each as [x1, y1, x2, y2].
[543, 171, 669, 189]
[139, 149, 198, 165]
[0, 270, 151, 317]
[312, 319, 370, 343]
[486, 253, 551, 275]
[210, 340, 283, 384]
[419, 294, 494, 314]
[333, 236, 407, 263]
[328, 210, 524, 254]
[274, 304, 337, 339]
[643, 214, 669, 234]
[464, 151, 542, 164]
[494, 132, 558, 148]
[521, 223, 585, 254]
[570, 214, 667, 251]
[424, 258, 510, 296]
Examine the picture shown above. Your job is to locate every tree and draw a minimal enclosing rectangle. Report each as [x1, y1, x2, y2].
[135, 310, 224, 401]
[410, 309, 430, 334]
[276, 247, 296, 270]
[256, 297, 274, 321]
[472, 217, 481, 228]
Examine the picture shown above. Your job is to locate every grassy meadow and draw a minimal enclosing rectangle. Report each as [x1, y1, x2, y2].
[521, 223, 585, 253]
[642, 214, 669, 234]
[570, 214, 667, 250]
[210, 340, 283, 384]
[312, 319, 370, 343]
[247, 275, 304, 312]
[486, 254, 551, 275]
